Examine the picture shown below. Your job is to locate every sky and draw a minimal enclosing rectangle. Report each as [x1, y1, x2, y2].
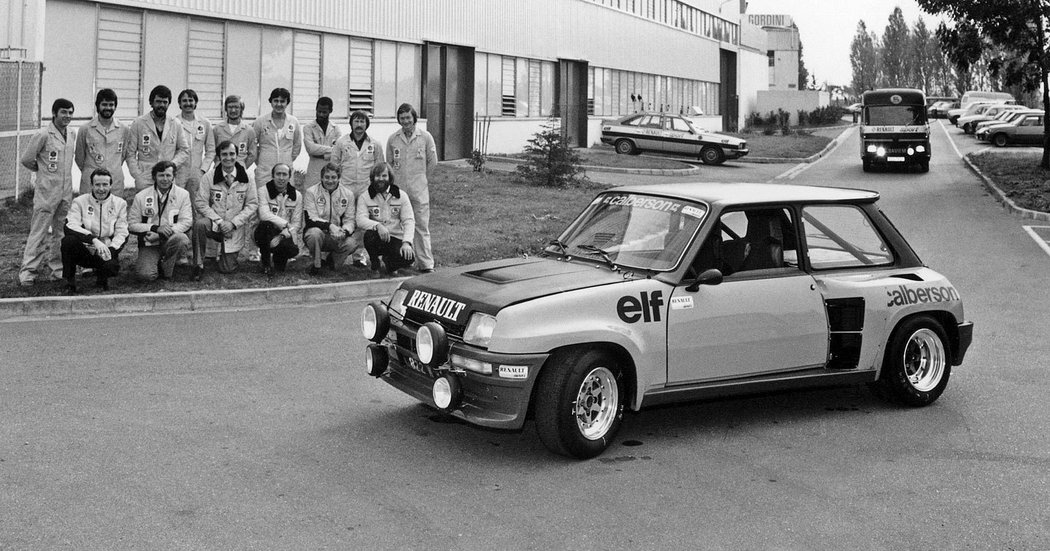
[743, 0, 950, 86]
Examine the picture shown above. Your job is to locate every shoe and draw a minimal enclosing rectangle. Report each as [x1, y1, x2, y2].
[249, 251, 261, 262]
[323, 255, 336, 270]
[309, 265, 321, 276]
[353, 258, 369, 268]
[419, 268, 435, 274]
[18, 279, 34, 287]
[192, 265, 204, 282]
[262, 264, 274, 277]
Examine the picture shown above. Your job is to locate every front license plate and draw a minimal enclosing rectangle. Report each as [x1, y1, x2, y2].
[404, 355, 437, 378]
[887, 156, 905, 162]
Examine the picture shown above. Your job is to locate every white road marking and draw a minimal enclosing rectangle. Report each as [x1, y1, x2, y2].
[775, 126, 855, 180]
[1023, 226, 1050, 258]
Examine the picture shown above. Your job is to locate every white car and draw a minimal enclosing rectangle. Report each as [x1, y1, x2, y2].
[957, 104, 1026, 134]
[361, 183, 974, 459]
[600, 112, 749, 165]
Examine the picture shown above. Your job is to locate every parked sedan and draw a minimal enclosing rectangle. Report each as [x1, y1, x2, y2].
[600, 113, 749, 165]
[980, 112, 1046, 147]
[957, 104, 1027, 134]
[974, 110, 1042, 141]
[927, 100, 958, 119]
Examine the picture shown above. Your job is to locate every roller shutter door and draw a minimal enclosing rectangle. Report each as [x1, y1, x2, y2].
[188, 20, 225, 118]
[96, 7, 142, 119]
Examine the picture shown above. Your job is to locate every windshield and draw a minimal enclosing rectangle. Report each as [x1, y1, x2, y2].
[551, 192, 708, 271]
[865, 105, 927, 126]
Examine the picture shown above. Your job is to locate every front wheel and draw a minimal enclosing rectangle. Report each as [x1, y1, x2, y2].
[875, 315, 951, 407]
[614, 139, 637, 155]
[535, 348, 625, 459]
[992, 133, 1009, 147]
[700, 146, 725, 165]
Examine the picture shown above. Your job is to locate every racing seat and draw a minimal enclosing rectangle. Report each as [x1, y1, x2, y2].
[739, 211, 784, 271]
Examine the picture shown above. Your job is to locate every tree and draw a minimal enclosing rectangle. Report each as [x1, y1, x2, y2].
[798, 39, 811, 90]
[850, 21, 879, 94]
[912, 18, 938, 94]
[516, 117, 586, 188]
[881, 7, 913, 87]
[918, 0, 1050, 167]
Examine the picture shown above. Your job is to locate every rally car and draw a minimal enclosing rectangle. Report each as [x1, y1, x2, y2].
[599, 113, 749, 165]
[361, 183, 973, 459]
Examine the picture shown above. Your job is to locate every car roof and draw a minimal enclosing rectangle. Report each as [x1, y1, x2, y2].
[607, 182, 880, 206]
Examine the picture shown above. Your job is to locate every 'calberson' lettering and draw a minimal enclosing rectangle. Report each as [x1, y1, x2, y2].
[407, 290, 468, 321]
[886, 285, 959, 307]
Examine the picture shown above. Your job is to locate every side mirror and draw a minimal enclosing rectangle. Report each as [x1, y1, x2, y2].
[685, 268, 723, 292]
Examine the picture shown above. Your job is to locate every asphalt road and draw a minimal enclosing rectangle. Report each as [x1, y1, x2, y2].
[3, 124, 1049, 550]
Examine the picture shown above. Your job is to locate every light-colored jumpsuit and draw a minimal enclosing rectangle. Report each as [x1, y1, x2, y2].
[302, 120, 341, 189]
[19, 122, 76, 284]
[251, 113, 302, 185]
[74, 116, 129, 195]
[386, 126, 437, 270]
[212, 120, 257, 170]
[175, 113, 215, 196]
[126, 113, 190, 193]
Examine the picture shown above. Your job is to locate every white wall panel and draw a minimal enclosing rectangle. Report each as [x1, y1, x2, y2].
[225, 22, 261, 117]
[42, 0, 99, 119]
[188, 19, 225, 118]
[142, 11, 187, 111]
[292, 31, 321, 119]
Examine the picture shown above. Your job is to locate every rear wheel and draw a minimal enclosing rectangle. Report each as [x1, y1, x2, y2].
[699, 146, 725, 165]
[992, 133, 1009, 147]
[614, 139, 636, 155]
[875, 315, 951, 406]
[535, 348, 625, 459]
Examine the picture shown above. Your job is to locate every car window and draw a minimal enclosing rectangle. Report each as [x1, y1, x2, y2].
[689, 207, 799, 278]
[801, 205, 893, 269]
[670, 117, 691, 132]
[621, 116, 643, 126]
[640, 116, 661, 128]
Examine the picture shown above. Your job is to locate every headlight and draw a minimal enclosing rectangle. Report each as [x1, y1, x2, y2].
[432, 375, 462, 412]
[916, 145, 926, 153]
[907, 147, 915, 155]
[463, 313, 497, 348]
[876, 146, 886, 157]
[362, 302, 390, 342]
[389, 288, 409, 316]
[365, 344, 389, 377]
[866, 144, 877, 153]
[416, 322, 449, 367]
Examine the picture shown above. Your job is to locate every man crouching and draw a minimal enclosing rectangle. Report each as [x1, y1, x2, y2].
[60, 168, 128, 293]
[127, 160, 192, 281]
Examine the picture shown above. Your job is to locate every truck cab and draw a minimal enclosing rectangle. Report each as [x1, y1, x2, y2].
[860, 88, 931, 173]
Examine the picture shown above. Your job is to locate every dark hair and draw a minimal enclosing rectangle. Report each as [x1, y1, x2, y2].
[320, 163, 341, 178]
[149, 85, 172, 103]
[350, 110, 371, 129]
[316, 96, 333, 109]
[215, 140, 237, 156]
[396, 103, 418, 123]
[89, 168, 113, 184]
[51, 98, 74, 116]
[94, 89, 118, 110]
[369, 162, 393, 186]
[178, 89, 199, 104]
[271, 163, 291, 177]
[151, 160, 177, 179]
[268, 87, 291, 103]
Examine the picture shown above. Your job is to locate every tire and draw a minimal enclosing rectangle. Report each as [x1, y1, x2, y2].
[963, 122, 973, 134]
[614, 139, 636, 155]
[875, 315, 951, 407]
[992, 133, 1009, 147]
[862, 159, 872, 172]
[699, 146, 725, 165]
[919, 161, 930, 173]
[535, 348, 625, 459]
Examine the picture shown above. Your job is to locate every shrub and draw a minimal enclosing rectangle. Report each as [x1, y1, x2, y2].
[516, 116, 586, 188]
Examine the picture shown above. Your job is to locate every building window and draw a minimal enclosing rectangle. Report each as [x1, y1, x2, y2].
[97, 7, 142, 119]
[501, 57, 516, 116]
[768, 50, 775, 67]
[292, 31, 321, 119]
[349, 38, 374, 113]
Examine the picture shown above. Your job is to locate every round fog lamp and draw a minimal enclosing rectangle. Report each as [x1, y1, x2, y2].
[365, 344, 389, 377]
[432, 375, 462, 411]
[416, 322, 448, 366]
[907, 147, 915, 155]
[362, 302, 390, 343]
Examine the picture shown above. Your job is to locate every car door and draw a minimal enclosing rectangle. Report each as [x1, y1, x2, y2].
[666, 207, 828, 384]
[667, 115, 699, 156]
[1018, 114, 1043, 144]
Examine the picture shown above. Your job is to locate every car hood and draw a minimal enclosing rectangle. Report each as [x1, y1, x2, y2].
[397, 257, 630, 325]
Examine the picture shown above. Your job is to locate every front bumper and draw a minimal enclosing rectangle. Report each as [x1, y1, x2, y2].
[725, 147, 749, 160]
[371, 321, 549, 430]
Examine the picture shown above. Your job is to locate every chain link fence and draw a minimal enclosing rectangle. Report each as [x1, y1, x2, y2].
[0, 60, 43, 201]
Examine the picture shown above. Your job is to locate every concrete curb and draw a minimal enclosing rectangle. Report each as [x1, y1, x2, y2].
[0, 278, 403, 322]
[481, 156, 701, 175]
[962, 153, 1050, 222]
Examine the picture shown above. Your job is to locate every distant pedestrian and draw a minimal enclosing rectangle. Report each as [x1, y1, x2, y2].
[18, 98, 76, 286]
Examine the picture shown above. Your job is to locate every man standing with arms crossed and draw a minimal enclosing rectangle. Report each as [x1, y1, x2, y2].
[174, 89, 215, 197]
[18, 98, 76, 286]
[302, 96, 340, 189]
[386, 103, 437, 273]
[213, 95, 257, 172]
[126, 85, 190, 196]
[75, 88, 129, 197]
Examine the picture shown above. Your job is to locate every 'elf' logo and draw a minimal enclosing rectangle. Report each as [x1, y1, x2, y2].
[617, 291, 663, 323]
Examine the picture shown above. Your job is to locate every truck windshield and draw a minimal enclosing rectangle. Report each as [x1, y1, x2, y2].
[865, 105, 926, 126]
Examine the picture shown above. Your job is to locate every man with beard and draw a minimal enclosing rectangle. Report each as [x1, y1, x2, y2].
[332, 109, 385, 267]
[18, 98, 76, 286]
[127, 85, 190, 195]
[60, 168, 129, 293]
[192, 140, 258, 280]
[127, 160, 193, 281]
[303, 163, 359, 276]
[254, 163, 302, 276]
[75, 88, 129, 196]
[355, 162, 414, 276]
[302, 96, 341, 189]
[174, 89, 215, 197]
[212, 94, 257, 171]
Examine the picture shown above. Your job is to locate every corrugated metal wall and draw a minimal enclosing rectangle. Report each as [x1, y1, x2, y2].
[94, 0, 723, 81]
